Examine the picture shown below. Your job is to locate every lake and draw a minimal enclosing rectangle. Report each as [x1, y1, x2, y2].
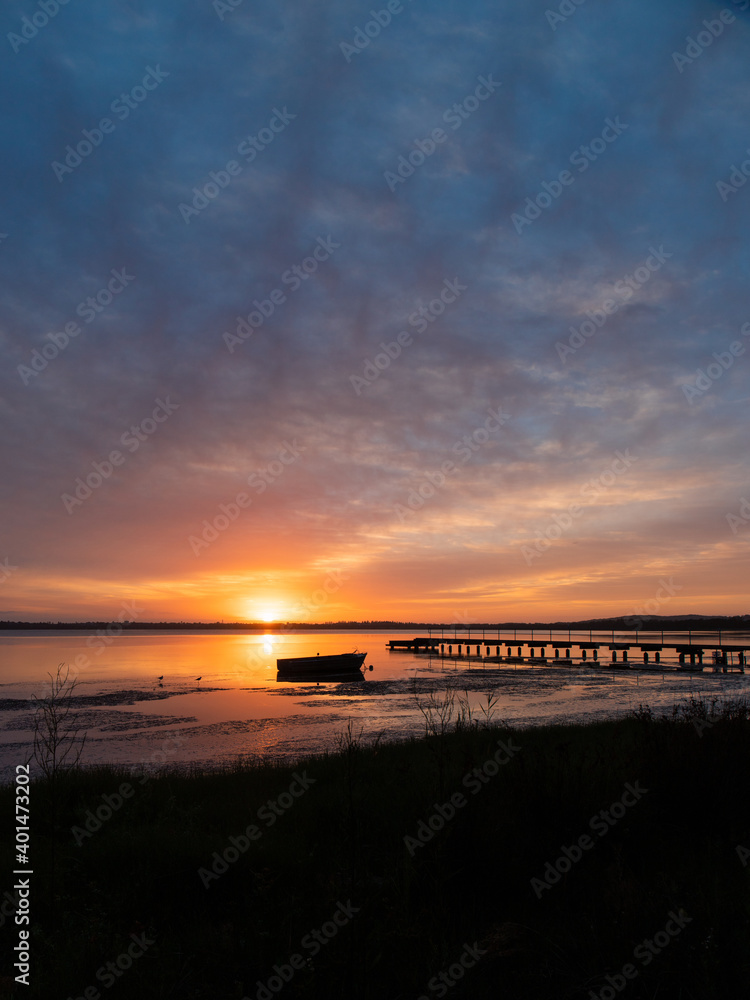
[1, 628, 749, 780]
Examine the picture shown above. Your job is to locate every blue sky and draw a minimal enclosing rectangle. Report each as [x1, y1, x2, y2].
[1, 0, 749, 622]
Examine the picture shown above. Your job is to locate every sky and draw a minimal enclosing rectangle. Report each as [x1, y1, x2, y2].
[1, 0, 749, 624]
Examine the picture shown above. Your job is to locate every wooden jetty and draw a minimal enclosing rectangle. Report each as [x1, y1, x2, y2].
[387, 637, 441, 651]
[387, 630, 748, 673]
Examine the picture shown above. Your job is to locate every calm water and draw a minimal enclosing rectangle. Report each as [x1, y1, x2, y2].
[1, 629, 749, 780]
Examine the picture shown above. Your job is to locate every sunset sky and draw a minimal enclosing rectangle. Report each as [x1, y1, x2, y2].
[2, 0, 749, 624]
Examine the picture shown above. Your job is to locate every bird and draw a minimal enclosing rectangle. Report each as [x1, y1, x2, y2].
[196, 676, 202, 686]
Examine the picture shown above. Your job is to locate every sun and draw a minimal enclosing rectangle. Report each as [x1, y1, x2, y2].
[239, 598, 287, 624]
[257, 606, 283, 623]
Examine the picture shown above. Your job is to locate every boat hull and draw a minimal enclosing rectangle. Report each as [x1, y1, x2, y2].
[276, 652, 366, 676]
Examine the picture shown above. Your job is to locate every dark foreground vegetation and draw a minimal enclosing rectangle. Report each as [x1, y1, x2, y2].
[1, 697, 749, 1000]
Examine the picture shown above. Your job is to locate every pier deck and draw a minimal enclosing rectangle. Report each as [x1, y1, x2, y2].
[386, 631, 748, 673]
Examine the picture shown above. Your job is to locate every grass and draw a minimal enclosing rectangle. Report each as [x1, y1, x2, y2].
[1, 695, 749, 999]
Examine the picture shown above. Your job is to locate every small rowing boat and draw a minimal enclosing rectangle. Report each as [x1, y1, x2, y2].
[276, 651, 367, 676]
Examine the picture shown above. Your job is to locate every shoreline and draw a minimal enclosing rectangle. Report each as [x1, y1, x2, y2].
[1, 614, 749, 632]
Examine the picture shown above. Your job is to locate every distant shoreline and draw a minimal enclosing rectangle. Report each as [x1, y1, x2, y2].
[0, 615, 748, 632]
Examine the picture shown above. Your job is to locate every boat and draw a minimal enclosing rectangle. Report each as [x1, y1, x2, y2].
[276, 651, 367, 677]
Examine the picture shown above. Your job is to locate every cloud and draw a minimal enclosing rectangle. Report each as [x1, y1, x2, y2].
[1, 0, 748, 620]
